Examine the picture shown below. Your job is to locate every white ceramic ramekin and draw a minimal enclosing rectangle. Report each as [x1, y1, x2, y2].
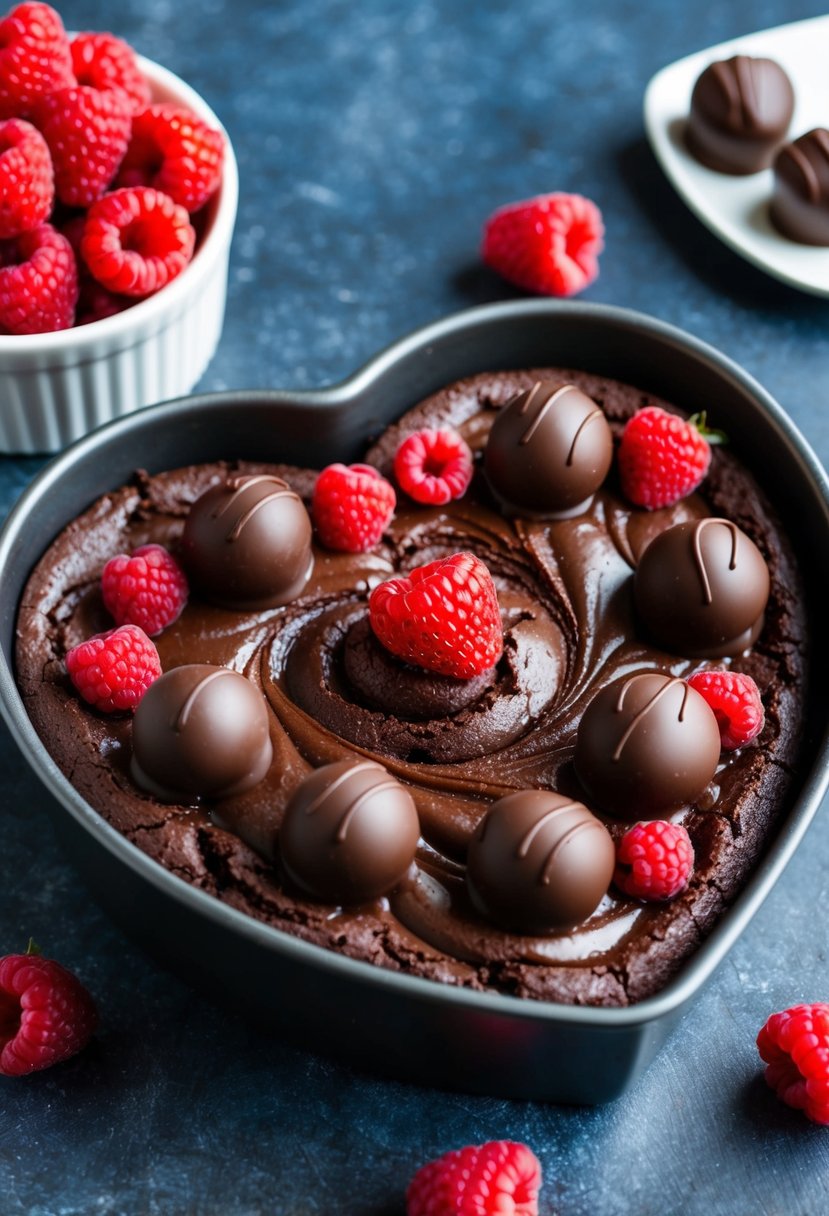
[0, 53, 239, 454]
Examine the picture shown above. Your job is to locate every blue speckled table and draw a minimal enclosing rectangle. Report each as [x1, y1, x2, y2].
[2, 2, 829, 1213]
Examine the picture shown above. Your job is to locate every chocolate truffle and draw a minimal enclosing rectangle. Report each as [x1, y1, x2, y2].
[279, 759, 420, 904]
[686, 55, 795, 174]
[131, 664, 273, 802]
[180, 474, 313, 610]
[634, 518, 769, 658]
[483, 381, 613, 518]
[574, 672, 721, 819]
[466, 790, 615, 932]
[770, 129, 829, 246]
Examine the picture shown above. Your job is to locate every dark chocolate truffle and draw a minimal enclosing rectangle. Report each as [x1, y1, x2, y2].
[131, 664, 273, 802]
[180, 474, 313, 610]
[574, 672, 721, 819]
[634, 518, 769, 658]
[686, 55, 794, 174]
[770, 128, 829, 246]
[466, 790, 615, 932]
[483, 381, 613, 518]
[279, 759, 420, 904]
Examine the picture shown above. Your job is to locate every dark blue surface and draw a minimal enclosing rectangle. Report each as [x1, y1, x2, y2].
[2, 2, 829, 1213]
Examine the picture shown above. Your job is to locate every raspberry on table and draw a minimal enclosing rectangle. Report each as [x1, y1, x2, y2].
[393, 429, 474, 505]
[688, 669, 765, 750]
[614, 820, 694, 901]
[71, 31, 151, 114]
[369, 550, 503, 680]
[618, 406, 715, 509]
[0, 221, 77, 333]
[101, 543, 189, 635]
[65, 622, 162, 713]
[312, 462, 396, 552]
[0, 116, 52, 237]
[117, 102, 224, 212]
[33, 83, 132, 207]
[757, 1003, 829, 1125]
[482, 191, 604, 297]
[0, 949, 97, 1077]
[80, 186, 195, 297]
[406, 1140, 542, 1216]
[0, 2, 75, 121]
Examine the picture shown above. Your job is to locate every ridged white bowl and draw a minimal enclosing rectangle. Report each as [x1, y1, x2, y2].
[0, 53, 239, 454]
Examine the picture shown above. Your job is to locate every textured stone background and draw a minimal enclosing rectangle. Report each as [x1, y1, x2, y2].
[1, 1, 829, 1213]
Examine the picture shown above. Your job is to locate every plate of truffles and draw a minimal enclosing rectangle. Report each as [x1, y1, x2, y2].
[643, 14, 829, 296]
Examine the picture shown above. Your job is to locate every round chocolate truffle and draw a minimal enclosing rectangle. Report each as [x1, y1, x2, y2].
[180, 474, 313, 610]
[634, 518, 770, 658]
[483, 381, 613, 518]
[686, 55, 794, 174]
[466, 790, 615, 933]
[131, 664, 273, 802]
[279, 759, 420, 905]
[771, 128, 829, 246]
[574, 671, 721, 819]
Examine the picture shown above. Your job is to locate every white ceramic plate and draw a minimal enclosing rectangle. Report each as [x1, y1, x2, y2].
[643, 14, 829, 296]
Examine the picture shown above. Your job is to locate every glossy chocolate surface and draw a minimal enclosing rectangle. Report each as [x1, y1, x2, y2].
[686, 55, 794, 174]
[574, 672, 722, 819]
[180, 474, 313, 609]
[467, 790, 615, 931]
[483, 381, 613, 517]
[771, 128, 829, 246]
[634, 517, 770, 657]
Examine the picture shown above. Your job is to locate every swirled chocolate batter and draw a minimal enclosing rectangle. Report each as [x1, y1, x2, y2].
[15, 368, 807, 1006]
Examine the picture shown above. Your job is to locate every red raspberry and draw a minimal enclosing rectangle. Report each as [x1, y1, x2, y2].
[0, 949, 97, 1077]
[757, 1003, 829, 1125]
[369, 551, 503, 679]
[394, 429, 474, 506]
[614, 820, 694, 901]
[71, 31, 151, 114]
[688, 669, 765, 750]
[101, 543, 189, 635]
[75, 277, 129, 325]
[618, 406, 715, 509]
[312, 463, 396, 552]
[0, 2, 74, 121]
[0, 117, 52, 237]
[80, 186, 195, 297]
[482, 191, 604, 297]
[65, 622, 162, 713]
[0, 222, 77, 333]
[33, 84, 132, 207]
[407, 1140, 541, 1216]
[116, 103, 224, 212]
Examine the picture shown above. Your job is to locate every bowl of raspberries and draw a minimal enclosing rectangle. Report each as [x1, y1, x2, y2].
[0, 2, 238, 452]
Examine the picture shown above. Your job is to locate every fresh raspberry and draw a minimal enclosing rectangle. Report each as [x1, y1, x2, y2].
[0, 3, 75, 121]
[394, 429, 474, 505]
[369, 551, 503, 679]
[614, 820, 694, 901]
[757, 1003, 829, 1125]
[0, 116, 52, 237]
[618, 406, 715, 509]
[482, 191, 604, 297]
[33, 83, 132, 207]
[0, 222, 77, 333]
[65, 622, 162, 713]
[0, 949, 97, 1077]
[75, 276, 129, 325]
[116, 103, 224, 212]
[71, 31, 151, 114]
[311, 463, 396, 552]
[101, 543, 189, 635]
[406, 1140, 542, 1216]
[80, 186, 195, 297]
[688, 669, 765, 750]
